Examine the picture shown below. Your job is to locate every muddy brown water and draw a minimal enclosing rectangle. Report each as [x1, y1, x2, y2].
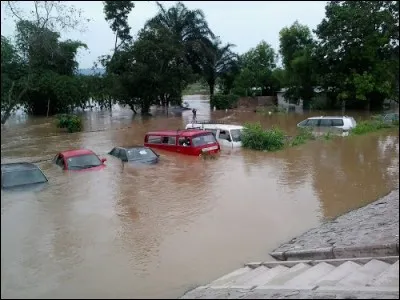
[1, 96, 399, 298]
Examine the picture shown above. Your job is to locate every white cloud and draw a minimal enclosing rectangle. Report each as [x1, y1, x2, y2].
[1, 1, 328, 68]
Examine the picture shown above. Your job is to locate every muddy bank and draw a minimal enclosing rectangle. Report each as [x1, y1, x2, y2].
[271, 189, 399, 260]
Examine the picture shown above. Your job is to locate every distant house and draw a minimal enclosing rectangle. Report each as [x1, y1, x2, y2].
[277, 87, 328, 113]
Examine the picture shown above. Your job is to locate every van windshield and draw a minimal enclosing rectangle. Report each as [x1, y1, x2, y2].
[230, 129, 242, 142]
[192, 133, 217, 147]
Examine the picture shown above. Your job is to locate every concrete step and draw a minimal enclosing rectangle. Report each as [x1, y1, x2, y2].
[243, 265, 289, 287]
[207, 267, 251, 286]
[225, 266, 270, 286]
[283, 262, 335, 288]
[369, 260, 399, 287]
[337, 259, 391, 287]
[264, 262, 311, 286]
[315, 261, 361, 286]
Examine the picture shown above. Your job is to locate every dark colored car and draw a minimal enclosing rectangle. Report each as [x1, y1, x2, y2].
[1, 162, 48, 190]
[108, 146, 160, 164]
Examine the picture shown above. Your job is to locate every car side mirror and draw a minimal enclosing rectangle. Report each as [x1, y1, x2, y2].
[101, 158, 107, 163]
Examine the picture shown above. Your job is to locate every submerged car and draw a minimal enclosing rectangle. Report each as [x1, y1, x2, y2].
[53, 149, 106, 171]
[108, 146, 159, 164]
[185, 122, 244, 148]
[1, 162, 48, 190]
[144, 129, 220, 156]
[297, 116, 357, 136]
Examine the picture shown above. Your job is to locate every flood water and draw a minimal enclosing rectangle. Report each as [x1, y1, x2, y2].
[1, 96, 399, 299]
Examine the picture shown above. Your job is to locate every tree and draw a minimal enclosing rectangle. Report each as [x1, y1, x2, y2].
[315, 1, 399, 111]
[2, 1, 89, 119]
[197, 38, 239, 96]
[1, 36, 29, 124]
[233, 41, 278, 96]
[279, 21, 317, 109]
[103, 1, 135, 52]
[145, 2, 215, 79]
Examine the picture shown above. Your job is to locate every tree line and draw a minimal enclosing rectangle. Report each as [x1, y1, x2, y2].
[1, 1, 399, 124]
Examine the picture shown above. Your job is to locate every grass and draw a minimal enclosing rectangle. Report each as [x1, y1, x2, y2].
[351, 119, 398, 135]
[242, 122, 286, 151]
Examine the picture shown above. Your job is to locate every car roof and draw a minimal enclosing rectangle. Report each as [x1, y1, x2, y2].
[59, 149, 96, 158]
[186, 124, 244, 130]
[146, 129, 210, 137]
[307, 116, 353, 120]
[1, 162, 40, 173]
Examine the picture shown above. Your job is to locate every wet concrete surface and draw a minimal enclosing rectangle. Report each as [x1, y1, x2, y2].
[1, 96, 399, 298]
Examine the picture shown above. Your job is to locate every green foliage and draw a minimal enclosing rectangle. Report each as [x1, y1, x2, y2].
[242, 122, 285, 151]
[210, 94, 239, 110]
[279, 21, 317, 108]
[233, 41, 279, 96]
[56, 114, 82, 133]
[351, 119, 396, 135]
[315, 1, 399, 110]
[289, 128, 315, 147]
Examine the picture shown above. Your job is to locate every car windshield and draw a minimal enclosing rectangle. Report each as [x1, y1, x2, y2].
[126, 148, 157, 161]
[66, 154, 101, 170]
[192, 133, 217, 147]
[230, 129, 242, 142]
[2, 169, 47, 188]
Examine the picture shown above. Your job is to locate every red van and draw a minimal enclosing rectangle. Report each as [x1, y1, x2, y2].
[144, 130, 220, 156]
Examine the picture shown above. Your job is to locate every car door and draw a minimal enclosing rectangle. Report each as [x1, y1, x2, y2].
[216, 129, 232, 148]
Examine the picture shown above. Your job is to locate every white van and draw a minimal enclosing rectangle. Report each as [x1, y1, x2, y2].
[185, 123, 244, 148]
[297, 116, 357, 136]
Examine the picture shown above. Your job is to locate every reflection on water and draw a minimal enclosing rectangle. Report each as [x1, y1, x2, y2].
[1, 97, 399, 298]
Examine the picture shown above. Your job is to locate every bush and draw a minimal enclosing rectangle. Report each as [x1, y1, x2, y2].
[289, 128, 315, 147]
[56, 114, 82, 133]
[210, 94, 239, 110]
[242, 122, 285, 151]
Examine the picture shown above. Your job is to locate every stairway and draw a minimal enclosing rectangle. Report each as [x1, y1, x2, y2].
[182, 256, 399, 299]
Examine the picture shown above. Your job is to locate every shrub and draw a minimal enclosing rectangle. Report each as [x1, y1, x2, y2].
[210, 94, 239, 110]
[289, 128, 315, 147]
[56, 114, 82, 133]
[242, 122, 285, 151]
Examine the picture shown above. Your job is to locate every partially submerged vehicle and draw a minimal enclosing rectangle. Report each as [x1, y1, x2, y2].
[185, 122, 244, 148]
[1, 162, 48, 190]
[144, 129, 220, 156]
[53, 149, 107, 171]
[108, 146, 159, 164]
[297, 116, 357, 136]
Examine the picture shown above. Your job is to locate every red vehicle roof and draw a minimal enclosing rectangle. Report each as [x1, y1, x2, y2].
[60, 149, 96, 158]
[146, 129, 210, 137]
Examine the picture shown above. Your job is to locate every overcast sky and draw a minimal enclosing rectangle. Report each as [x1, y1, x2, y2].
[1, 1, 328, 69]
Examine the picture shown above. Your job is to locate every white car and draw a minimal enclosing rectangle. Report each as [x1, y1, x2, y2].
[185, 123, 244, 148]
[297, 116, 357, 136]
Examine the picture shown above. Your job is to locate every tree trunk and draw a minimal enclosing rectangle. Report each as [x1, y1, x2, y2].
[341, 100, 346, 115]
[129, 104, 137, 114]
[46, 98, 50, 117]
[209, 81, 215, 96]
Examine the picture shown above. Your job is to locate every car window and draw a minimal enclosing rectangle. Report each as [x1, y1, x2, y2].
[126, 148, 158, 161]
[306, 119, 320, 127]
[319, 119, 333, 127]
[2, 169, 47, 188]
[230, 129, 242, 142]
[66, 154, 101, 170]
[298, 119, 309, 126]
[147, 135, 162, 144]
[162, 136, 176, 145]
[192, 133, 217, 147]
[207, 129, 218, 137]
[332, 119, 344, 126]
[218, 130, 231, 141]
[178, 137, 191, 147]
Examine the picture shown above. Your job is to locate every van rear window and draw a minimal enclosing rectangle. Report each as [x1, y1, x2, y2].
[192, 133, 217, 147]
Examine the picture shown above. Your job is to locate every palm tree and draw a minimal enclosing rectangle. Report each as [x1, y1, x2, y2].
[197, 38, 239, 96]
[145, 2, 215, 74]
